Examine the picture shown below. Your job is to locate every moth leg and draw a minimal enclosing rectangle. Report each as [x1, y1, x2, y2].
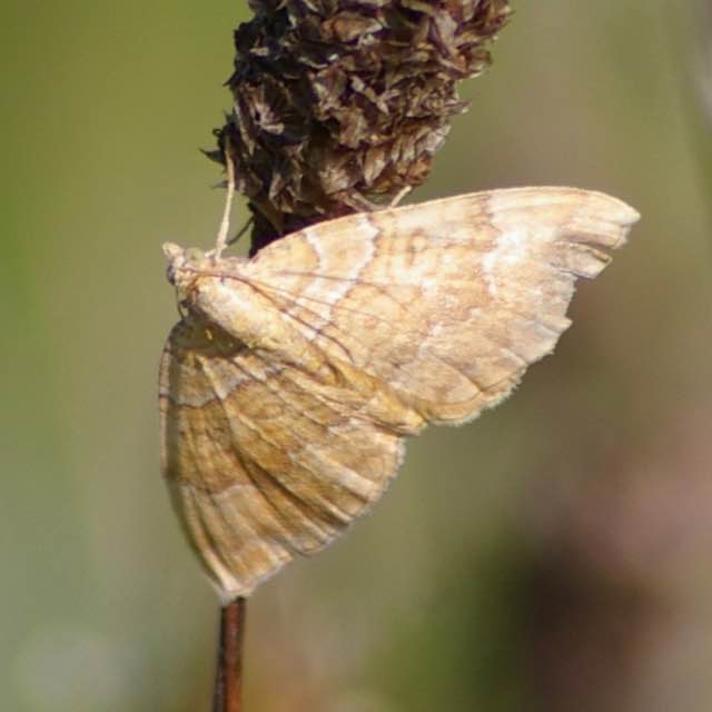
[212, 140, 237, 259]
[388, 185, 412, 208]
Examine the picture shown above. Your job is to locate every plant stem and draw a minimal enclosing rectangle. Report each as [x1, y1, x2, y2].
[212, 597, 247, 712]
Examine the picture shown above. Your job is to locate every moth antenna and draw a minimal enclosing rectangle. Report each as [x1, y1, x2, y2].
[214, 140, 236, 259]
[227, 215, 254, 247]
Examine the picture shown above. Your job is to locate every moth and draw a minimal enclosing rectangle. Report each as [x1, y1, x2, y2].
[159, 186, 639, 602]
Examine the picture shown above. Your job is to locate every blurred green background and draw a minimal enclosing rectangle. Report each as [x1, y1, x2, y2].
[2, 2, 712, 710]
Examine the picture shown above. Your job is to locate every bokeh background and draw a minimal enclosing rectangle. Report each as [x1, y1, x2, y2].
[2, 2, 712, 710]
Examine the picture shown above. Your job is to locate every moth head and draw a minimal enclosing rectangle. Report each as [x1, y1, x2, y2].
[163, 242, 210, 303]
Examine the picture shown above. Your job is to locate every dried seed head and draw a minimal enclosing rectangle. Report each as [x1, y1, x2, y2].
[210, 0, 511, 254]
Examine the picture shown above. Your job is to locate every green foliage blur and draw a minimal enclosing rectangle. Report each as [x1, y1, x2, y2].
[2, 2, 711, 710]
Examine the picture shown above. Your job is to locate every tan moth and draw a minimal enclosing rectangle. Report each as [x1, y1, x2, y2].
[159, 186, 639, 601]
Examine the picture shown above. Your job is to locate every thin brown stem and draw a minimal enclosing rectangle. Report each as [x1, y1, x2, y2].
[212, 597, 247, 712]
